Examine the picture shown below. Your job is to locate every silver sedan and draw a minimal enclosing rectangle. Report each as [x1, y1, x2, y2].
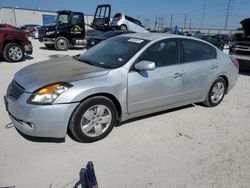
[5, 33, 239, 142]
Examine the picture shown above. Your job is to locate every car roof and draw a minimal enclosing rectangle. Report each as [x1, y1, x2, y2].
[121, 32, 189, 41]
[120, 32, 219, 49]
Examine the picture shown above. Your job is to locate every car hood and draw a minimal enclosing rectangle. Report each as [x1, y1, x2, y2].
[14, 56, 109, 92]
[241, 18, 250, 36]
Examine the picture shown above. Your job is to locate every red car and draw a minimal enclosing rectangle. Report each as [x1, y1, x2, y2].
[20, 24, 40, 36]
[0, 24, 33, 62]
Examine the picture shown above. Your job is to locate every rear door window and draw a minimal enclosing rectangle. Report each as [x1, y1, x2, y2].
[181, 39, 216, 63]
[137, 39, 180, 67]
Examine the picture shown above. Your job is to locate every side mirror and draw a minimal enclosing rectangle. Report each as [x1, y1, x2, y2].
[134, 61, 156, 71]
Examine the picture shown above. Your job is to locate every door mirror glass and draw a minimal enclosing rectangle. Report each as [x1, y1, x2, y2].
[135, 61, 155, 71]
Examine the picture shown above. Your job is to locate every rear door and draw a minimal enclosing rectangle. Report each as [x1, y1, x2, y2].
[92, 4, 111, 31]
[180, 39, 218, 101]
[127, 39, 184, 114]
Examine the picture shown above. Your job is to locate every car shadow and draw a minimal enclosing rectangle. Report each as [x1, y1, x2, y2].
[13, 104, 195, 144]
[39, 46, 85, 51]
[39, 46, 56, 51]
[0, 56, 34, 63]
[16, 128, 65, 143]
[25, 55, 34, 60]
[116, 104, 195, 127]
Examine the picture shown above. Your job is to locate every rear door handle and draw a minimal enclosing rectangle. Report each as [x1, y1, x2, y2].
[210, 65, 218, 70]
[173, 73, 183, 78]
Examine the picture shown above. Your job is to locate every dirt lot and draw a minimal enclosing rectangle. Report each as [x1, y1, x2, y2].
[0, 38, 250, 188]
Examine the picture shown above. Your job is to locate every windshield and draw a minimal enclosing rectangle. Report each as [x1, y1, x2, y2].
[56, 13, 70, 24]
[78, 36, 149, 69]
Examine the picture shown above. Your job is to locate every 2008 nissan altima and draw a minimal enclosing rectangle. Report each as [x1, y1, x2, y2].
[4, 33, 239, 142]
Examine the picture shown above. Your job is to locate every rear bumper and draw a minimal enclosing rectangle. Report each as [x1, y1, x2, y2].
[5, 93, 79, 138]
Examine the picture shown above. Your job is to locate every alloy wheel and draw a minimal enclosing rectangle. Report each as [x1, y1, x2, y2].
[80, 105, 112, 137]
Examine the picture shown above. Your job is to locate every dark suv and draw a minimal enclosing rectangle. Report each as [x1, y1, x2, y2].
[230, 18, 250, 70]
[0, 24, 33, 62]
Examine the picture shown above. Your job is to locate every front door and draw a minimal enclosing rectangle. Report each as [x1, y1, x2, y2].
[128, 39, 184, 114]
[92, 4, 111, 31]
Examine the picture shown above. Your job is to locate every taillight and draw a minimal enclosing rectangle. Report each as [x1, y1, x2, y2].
[230, 56, 239, 69]
[30, 28, 35, 32]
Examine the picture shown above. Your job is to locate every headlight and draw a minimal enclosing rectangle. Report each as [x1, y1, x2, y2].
[46, 31, 55, 36]
[28, 83, 72, 105]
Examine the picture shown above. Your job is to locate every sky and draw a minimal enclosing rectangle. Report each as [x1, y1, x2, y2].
[1, 0, 249, 29]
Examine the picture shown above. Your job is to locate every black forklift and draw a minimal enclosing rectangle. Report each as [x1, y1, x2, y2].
[39, 5, 112, 51]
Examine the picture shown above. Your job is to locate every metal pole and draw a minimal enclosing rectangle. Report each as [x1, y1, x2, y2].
[12, 8, 17, 26]
[189, 18, 192, 32]
[170, 14, 173, 28]
[224, 0, 233, 29]
[200, 0, 207, 29]
[184, 13, 187, 29]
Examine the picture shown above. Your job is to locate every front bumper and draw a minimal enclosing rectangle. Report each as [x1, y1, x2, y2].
[5, 93, 79, 138]
[43, 38, 56, 44]
[24, 43, 33, 55]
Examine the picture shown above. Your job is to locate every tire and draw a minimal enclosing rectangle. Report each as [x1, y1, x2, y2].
[3, 43, 24, 62]
[120, 24, 127, 31]
[203, 77, 227, 107]
[45, 44, 55, 49]
[54, 36, 69, 51]
[69, 96, 117, 142]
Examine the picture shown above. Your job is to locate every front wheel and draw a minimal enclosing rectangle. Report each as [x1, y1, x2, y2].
[3, 43, 24, 62]
[203, 77, 226, 107]
[54, 36, 69, 51]
[69, 96, 117, 142]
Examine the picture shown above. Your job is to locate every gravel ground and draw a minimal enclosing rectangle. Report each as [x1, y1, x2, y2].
[0, 38, 250, 188]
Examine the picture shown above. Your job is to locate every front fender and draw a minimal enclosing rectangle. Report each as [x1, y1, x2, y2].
[54, 70, 128, 116]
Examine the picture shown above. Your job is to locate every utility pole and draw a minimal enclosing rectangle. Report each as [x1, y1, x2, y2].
[154, 15, 158, 30]
[144, 18, 150, 28]
[224, 0, 233, 29]
[183, 13, 187, 29]
[158, 17, 165, 30]
[200, 0, 207, 29]
[189, 18, 192, 32]
[170, 14, 173, 28]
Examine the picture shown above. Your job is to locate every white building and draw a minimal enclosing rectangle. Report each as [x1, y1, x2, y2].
[0, 7, 93, 27]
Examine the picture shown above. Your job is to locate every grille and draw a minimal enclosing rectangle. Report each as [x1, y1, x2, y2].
[7, 80, 25, 100]
[38, 26, 45, 38]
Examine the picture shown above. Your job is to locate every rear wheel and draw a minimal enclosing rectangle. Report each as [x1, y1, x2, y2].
[120, 24, 127, 31]
[69, 96, 117, 142]
[3, 43, 24, 62]
[54, 36, 69, 51]
[203, 77, 226, 107]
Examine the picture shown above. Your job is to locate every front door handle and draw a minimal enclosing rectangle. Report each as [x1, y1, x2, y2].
[173, 73, 183, 78]
[210, 65, 218, 70]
